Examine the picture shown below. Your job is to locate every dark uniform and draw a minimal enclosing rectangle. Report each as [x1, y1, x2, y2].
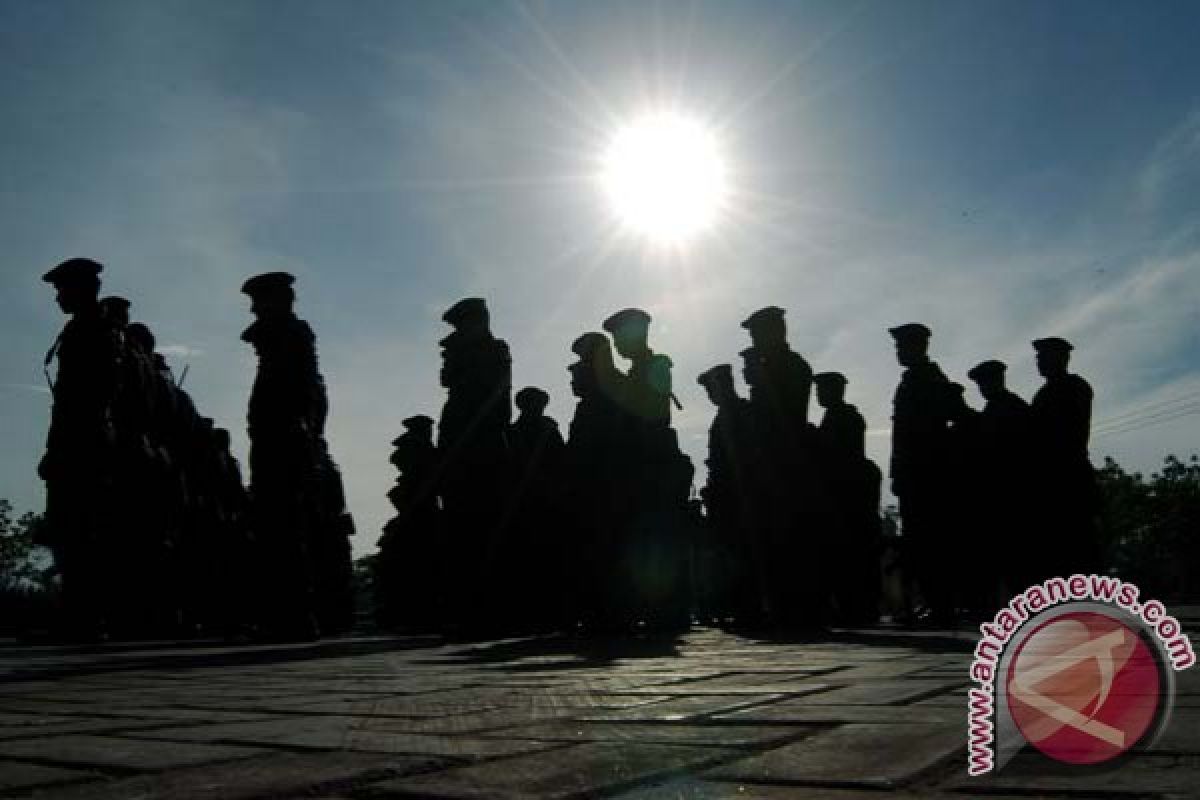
[889, 323, 956, 624]
[241, 271, 325, 641]
[944, 381, 982, 615]
[99, 296, 159, 635]
[1030, 337, 1099, 577]
[377, 415, 442, 630]
[38, 258, 119, 639]
[604, 309, 692, 631]
[565, 332, 633, 629]
[741, 307, 824, 627]
[697, 364, 761, 625]
[967, 360, 1034, 596]
[815, 372, 882, 625]
[436, 297, 512, 630]
[505, 387, 567, 630]
[209, 426, 254, 635]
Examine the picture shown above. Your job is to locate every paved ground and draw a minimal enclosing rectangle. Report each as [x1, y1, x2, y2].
[0, 619, 1196, 799]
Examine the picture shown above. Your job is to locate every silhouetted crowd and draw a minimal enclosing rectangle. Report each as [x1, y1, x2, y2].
[376, 299, 1099, 634]
[37, 259, 354, 642]
[36, 257, 1100, 642]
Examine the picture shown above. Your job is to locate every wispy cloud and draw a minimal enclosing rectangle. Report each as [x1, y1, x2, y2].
[0, 383, 51, 396]
[157, 344, 205, 359]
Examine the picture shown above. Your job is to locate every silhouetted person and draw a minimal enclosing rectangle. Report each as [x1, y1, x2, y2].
[119, 321, 188, 635]
[967, 360, 1035, 596]
[377, 415, 442, 630]
[741, 307, 824, 627]
[889, 323, 956, 625]
[1030, 337, 1100, 577]
[208, 426, 254, 636]
[308, 437, 357, 635]
[741, 307, 813, 431]
[944, 381, 984, 617]
[603, 309, 692, 631]
[100, 297, 177, 637]
[38, 258, 119, 640]
[815, 372, 882, 625]
[566, 332, 631, 630]
[697, 364, 762, 626]
[241, 271, 323, 641]
[504, 387, 567, 630]
[436, 297, 512, 631]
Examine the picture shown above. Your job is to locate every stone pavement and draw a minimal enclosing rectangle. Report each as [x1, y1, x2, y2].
[0, 621, 1196, 799]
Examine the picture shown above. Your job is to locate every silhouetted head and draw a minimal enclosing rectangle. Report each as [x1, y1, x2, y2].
[572, 332, 614, 366]
[100, 296, 131, 328]
[442, 297, 490, 335]
[889, 323, 931, 367]
[567, 361, 589, 398]
[696, 364, 736, 407]
[515, 386, 550, 417]
[1033, 337, 1072, 379]
[602, 308, 651, 360]
[967, 359, 1007, 401]
[741, 306, 787, 350]
[739, 346, 764, 388]
[241, 272, 296, 319]
[43, 258, 102, 315]
[126, 322, 156, 353]
[401, 415, 435, 446]
[814, 371, 848, 408]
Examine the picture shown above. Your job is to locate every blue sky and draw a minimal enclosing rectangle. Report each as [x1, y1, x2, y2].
[2, 1, 1198, 555]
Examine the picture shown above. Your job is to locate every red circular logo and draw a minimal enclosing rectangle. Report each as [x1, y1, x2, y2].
[1007, 611, 1162, 765]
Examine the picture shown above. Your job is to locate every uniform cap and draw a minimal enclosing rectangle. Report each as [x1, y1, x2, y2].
[602, 308, 651, 333]
[42, 257, 102, 286]
[967, 359, 1006, 382]
[442, 297, 488, 326]
[402, 415, 435, 435]
[571, 332, 610, 359]
[696, 364, 733, 388]
[888, 322, 932, 343]
[100, 296, 131, 313]
[241, 271, 295, 296]
[1032, 336, 1073, 354]
[515, 386, 550, 410]
[738, 346, 761, 362]
[740, 306, 785, 330]
[813, 371, 848, 388]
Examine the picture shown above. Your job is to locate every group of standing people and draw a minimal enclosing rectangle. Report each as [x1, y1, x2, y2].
[693, 306, 883, 629]
[889, 323, 1099, 624]
[377, 300, 695, 634]
[377, 301, 1101, 633]
[37, 259, 354, 641]
[37, 256, 1100, 641]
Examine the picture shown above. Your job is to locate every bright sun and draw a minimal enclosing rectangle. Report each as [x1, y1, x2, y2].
[600, 112, 728, 245]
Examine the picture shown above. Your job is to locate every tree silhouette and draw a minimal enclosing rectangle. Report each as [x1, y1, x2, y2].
[0, 499, 55, 635]
[1097, 454, 1200, 601]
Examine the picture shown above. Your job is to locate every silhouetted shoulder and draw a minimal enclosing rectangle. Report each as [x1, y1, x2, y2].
[782, 349, 812, 374]
[1065, 373, 1093, 399]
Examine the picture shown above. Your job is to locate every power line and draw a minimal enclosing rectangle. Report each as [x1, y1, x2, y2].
[1092, 400, 1200, 435]
[1092, 405, 1200, 440]
[1091, 389, 1200, 429]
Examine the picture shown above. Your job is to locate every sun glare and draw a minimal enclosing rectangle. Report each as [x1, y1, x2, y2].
[600, 112, 728, 245]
